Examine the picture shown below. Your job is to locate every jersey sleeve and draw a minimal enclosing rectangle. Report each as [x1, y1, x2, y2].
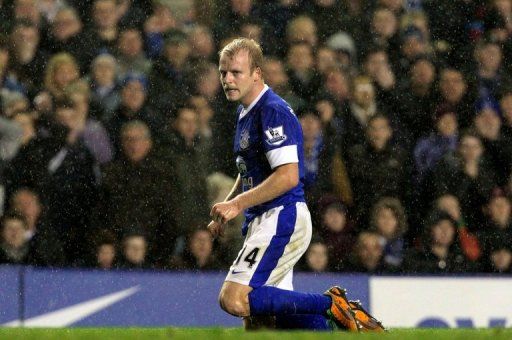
[261, 105, 301, 169]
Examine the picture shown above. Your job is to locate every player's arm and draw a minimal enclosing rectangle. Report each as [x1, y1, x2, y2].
[207, 174, 241, 237]
[210, 162, 298, 225]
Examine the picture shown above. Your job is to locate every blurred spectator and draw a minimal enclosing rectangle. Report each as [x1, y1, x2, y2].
[317, 199, 355, 271]
[478, 187, 512, 255]
[89, 53, 121, 120]
[90, 229, 117, 270]
[82, 0, 123, 65]
[285, 15, 318, 48]
[106, 73, 163, 155]
[8, 19, 48, 98]
[262, 57, 305, 112]
[286, 42, 321, 101]
[300, 237, 329, 273]
[343, 75, 379, 148]
[116, 229, 150, 270]
[320, 66, 350, 117]
[97, 120, 177, 264]
[55, 85, 113, 164]
[315, 45, 338, 77]
[484, 239, 512, 273]
[433, 130, 497, 226]
[403, 210, 472, 273]
[473, 98, 512, 186]
[397, 57, 437, 142]
[347, 114, 410, 223]
[300, 107, 325, 194]
[345, 231, 393, 273]
[414, 104, 458, 185]
[187, 24, 216, 63]
[397, 25, 431, 75]
[160, 107, 210, 236]
[437, 68, 475, 130]
[435, 193, 482, 263]
[191, 61, 221, 103]
[361, 48, 398, 113]
[42, 7, 88, 72]
[116, 27, 152, 77]
[42, 52, 80, 103]
[143, 1, 178, 59]
[171, 228, 222, 271]
[0, 212, 32, 264]
[6, 189, 65, 267]
[147, 29, 192, 115]
[363, 7, 400, 61]
[298, 106, 350, 208]
[369, 197, 407, 269]
[473, 39, 508, 101]
[326, 31, 357, 71]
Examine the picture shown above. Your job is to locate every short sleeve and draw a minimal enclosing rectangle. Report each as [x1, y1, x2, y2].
[261, 106, 300, 169]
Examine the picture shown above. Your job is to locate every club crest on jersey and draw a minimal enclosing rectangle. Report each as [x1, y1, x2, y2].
[240, 129, 250, 150]
[265, 126, 287, 146]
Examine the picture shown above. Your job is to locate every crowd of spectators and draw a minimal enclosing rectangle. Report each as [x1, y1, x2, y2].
[0, 0, 511, 275]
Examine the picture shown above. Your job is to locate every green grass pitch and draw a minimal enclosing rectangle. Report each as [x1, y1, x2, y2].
[0, 328, 511, 340]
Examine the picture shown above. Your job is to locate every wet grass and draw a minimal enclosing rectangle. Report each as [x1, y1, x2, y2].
[0, 327, 511, 339]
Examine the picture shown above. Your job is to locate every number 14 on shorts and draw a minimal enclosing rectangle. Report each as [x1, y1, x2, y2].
[235, 246, 260, 269]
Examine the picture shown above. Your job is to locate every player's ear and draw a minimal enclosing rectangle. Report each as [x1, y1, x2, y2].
[253, 66, 262, 81]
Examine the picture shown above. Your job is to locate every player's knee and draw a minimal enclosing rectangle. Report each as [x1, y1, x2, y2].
[219, 290, 250, 317]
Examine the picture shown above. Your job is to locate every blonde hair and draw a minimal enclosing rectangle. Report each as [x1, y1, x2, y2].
[44, 53, 80, 98]
[219, 37, 263, 72]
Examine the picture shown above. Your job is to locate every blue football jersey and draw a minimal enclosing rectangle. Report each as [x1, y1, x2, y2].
[234, 85, 306, 235]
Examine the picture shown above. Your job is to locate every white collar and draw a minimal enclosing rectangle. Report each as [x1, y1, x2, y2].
[239, 84, 269, 120]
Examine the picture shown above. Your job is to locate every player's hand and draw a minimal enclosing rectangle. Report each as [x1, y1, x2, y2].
[207, 220, 224, 238]
[210, 199, 242, 225]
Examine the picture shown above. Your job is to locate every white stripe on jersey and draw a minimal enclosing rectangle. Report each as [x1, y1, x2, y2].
[265, 145, 299, 169]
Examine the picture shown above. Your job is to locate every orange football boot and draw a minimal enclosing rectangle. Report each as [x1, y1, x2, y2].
[349, 300, 386, 332]
[324, 286, 359, 332]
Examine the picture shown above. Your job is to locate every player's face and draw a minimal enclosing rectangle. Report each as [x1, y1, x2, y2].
[219, 50, 262, 106]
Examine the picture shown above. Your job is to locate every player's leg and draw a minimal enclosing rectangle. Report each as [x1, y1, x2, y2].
[272, 271, 329, 331]
[218, 281, 252, 317]
[219, 274, 333, 329]
[221, 203, 358, 331]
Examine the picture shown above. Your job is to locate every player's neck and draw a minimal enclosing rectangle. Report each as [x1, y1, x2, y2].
[241, 82, 266, 108]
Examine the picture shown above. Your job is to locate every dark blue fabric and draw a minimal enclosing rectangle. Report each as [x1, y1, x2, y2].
[249, 204, 296, 288]
[275, 314, 330, 330]
[248, 286, 331, 316]
[233, 88, 306, 235]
